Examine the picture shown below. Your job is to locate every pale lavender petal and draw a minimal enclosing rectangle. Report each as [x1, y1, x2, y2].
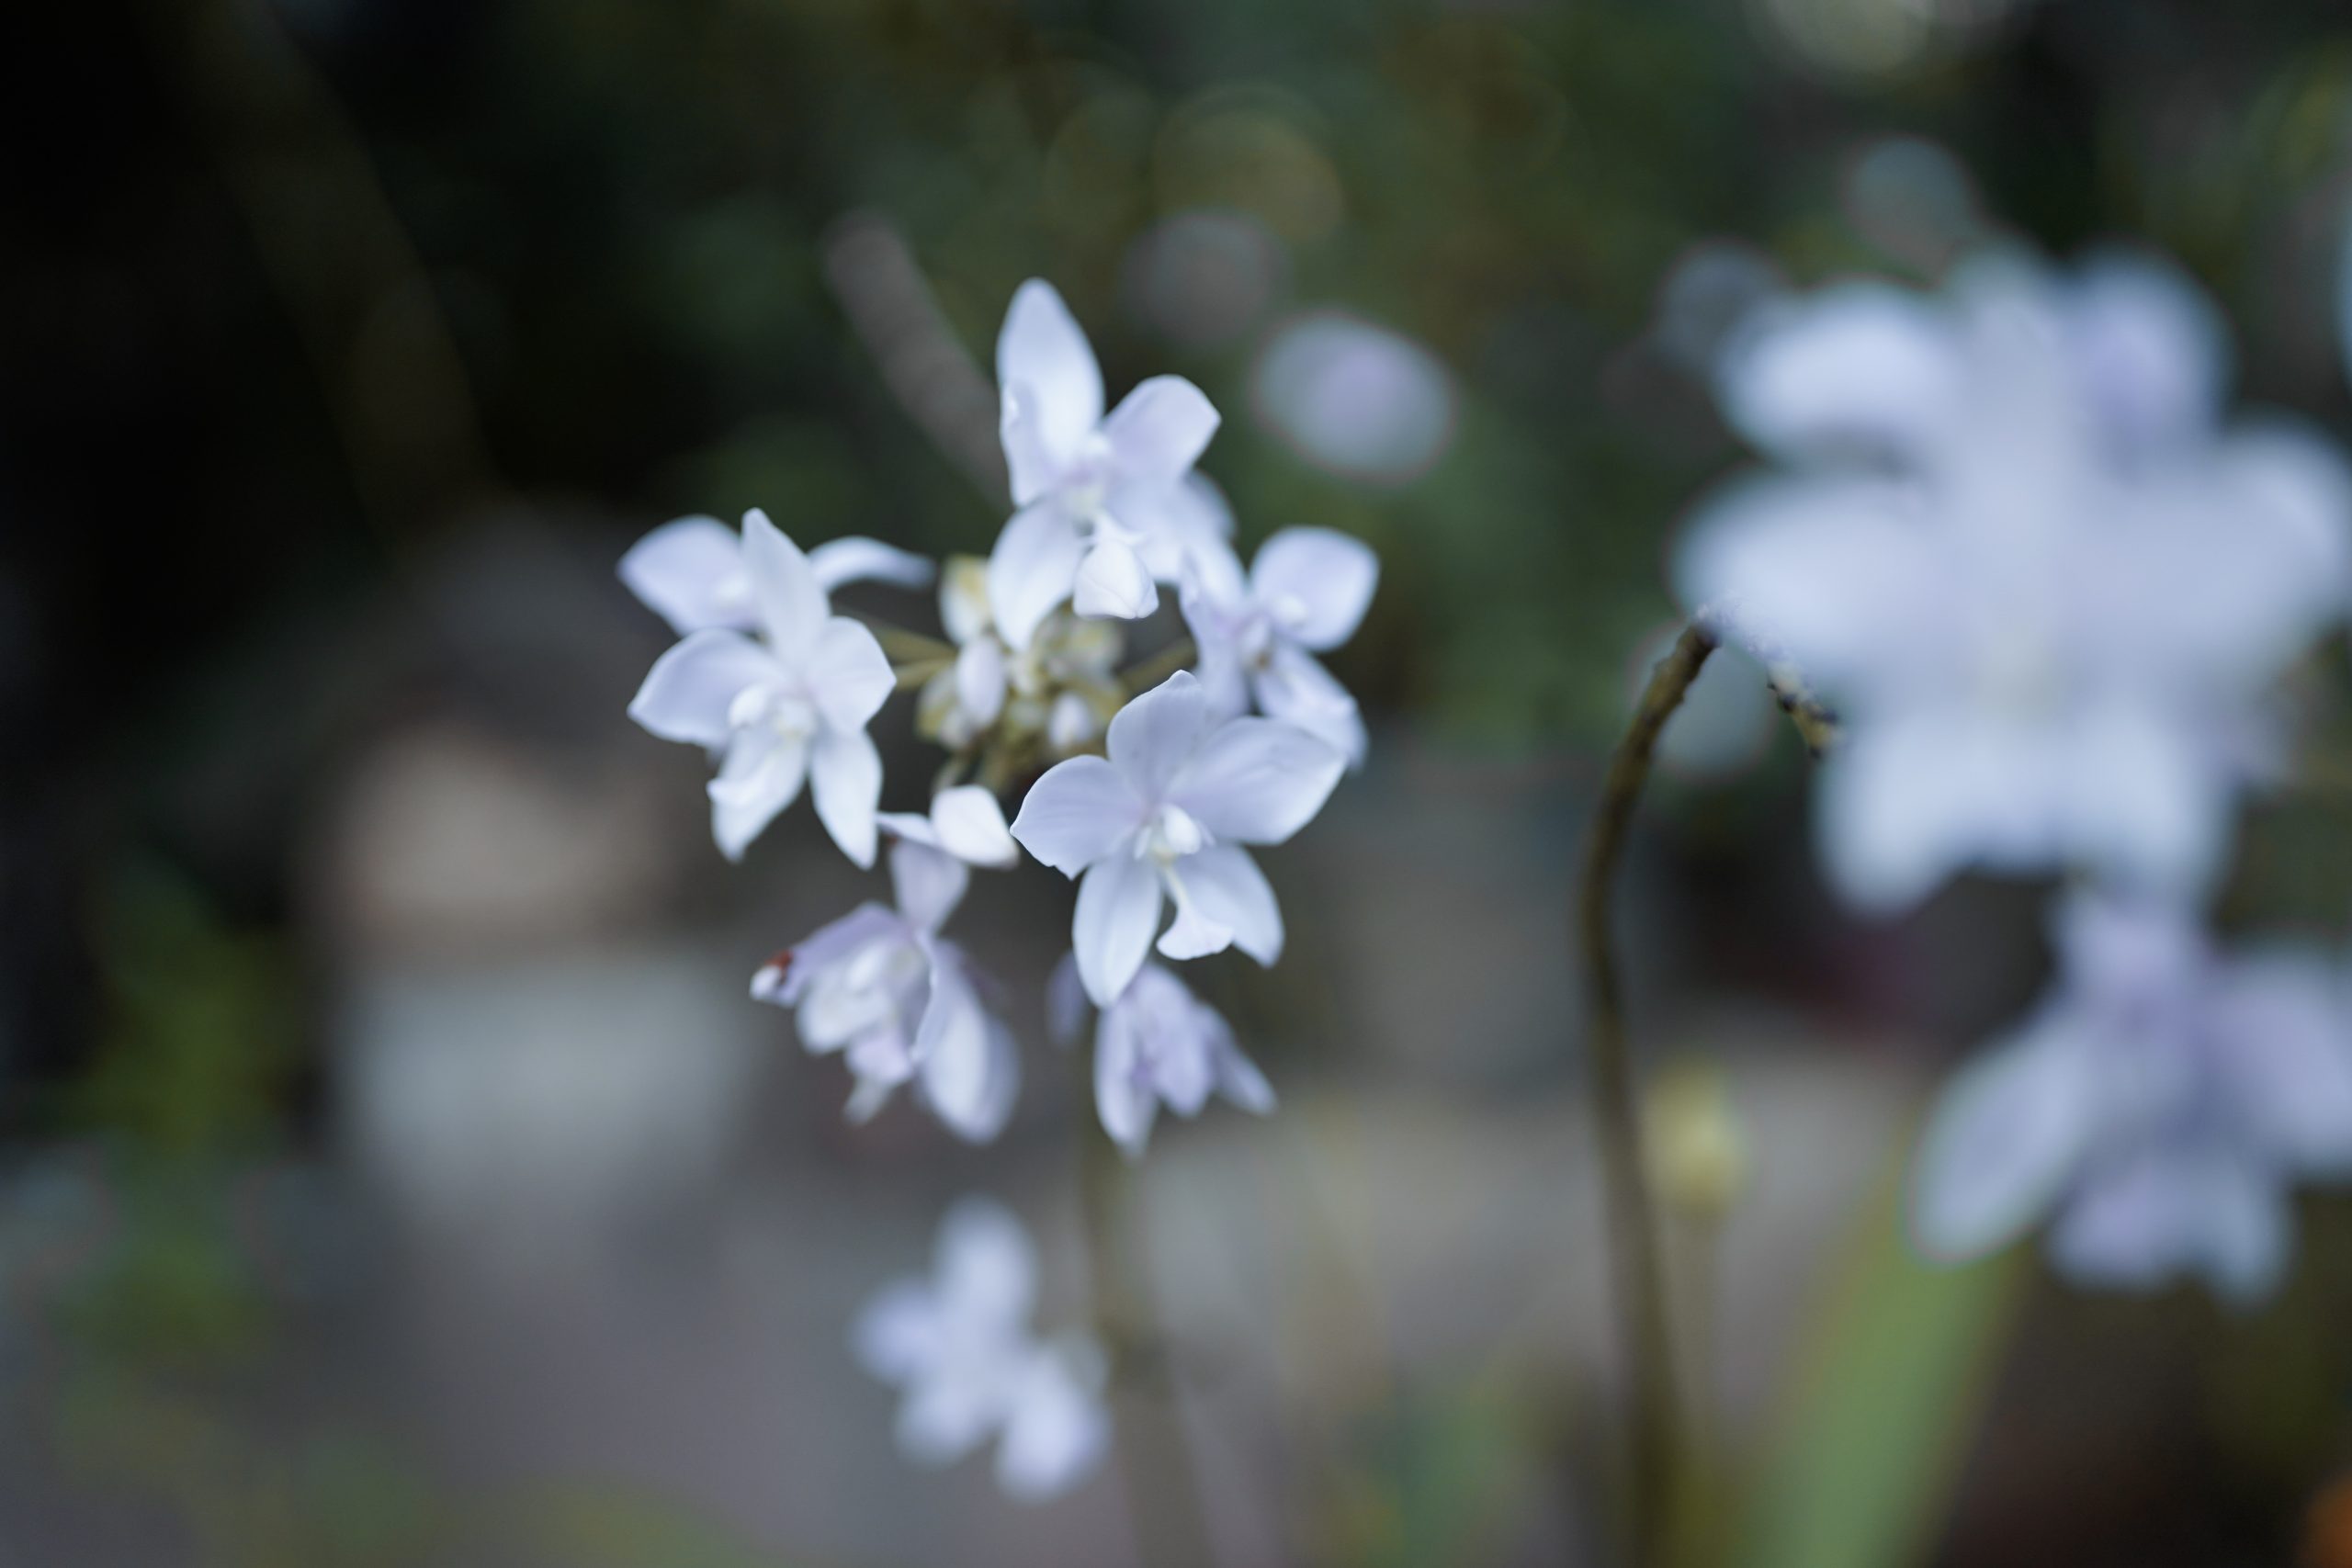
[1254, 644, 1367, 769]
[619, 515, 752, 634]
[1074, 852, 1163, 1007]
[1105, 671, 1213, 800]
[929, 784, 1019, 867]
[741, 509, 830, 660]
[852, 1280, 943, 1384]
[1911, 1021, 2097, 1262]
[890, 840, 969, 932]
[1250, 527, 1378, 650]
[1071, 535, 1159, 621]
[1173, 844, 1283, 965]
[628, 629, 775, 747]
[916, 955, 1012, 1143]
[1168, 716, 1344, 845]
[998, 281, 1102, 498]
[987, 502, 1088, 653]
[808, 536, 937, 593]
[1093, 998, 1157, 1156]
[810, 726, 883, 869]
[936, 1196, 1035, 1333]
[996, 1348, 1109, 1501]
[1716, 281, 1962, 460]
[1046, 953, 1090, 1046]
[708, 727, 809, 861]
[956, 637, 1008, 727]
[805, 616, 895, 733]
[1011, 757, 1143, 875]
[1102, 375, 1219, 486]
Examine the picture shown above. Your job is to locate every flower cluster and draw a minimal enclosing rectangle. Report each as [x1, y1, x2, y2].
[1678, 246, 2352, 1300]
[622, 280, 1376, 1492]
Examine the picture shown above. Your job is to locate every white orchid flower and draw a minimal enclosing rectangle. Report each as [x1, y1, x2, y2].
[621, 512, 935, 636]
[1183, 526, 1379, 768]
[987, 279, 1231, 649]
[1011, 671, 1343, 1006]
[1049, 955, 1274, 1158]
[1679, 250, 2352, 911]
[853, 1198, 1109, 1502]
[752, 802, 1021, 1141]
[628, 511, 898, 865]
[1912, 890, 2352, 1304]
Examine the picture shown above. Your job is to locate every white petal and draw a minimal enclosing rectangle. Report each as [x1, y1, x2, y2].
[998, 280, 1103, 500]
[852, 1280, 942, 1383]
[955, 638, 1008, 727]
[741, 509, 830, 659]
[2063, 250, 2229, 453]
[929, 784, 1019, 867]
[1093, 998, 1157, 1156]
[1214, 1033, 1276, 1116]
[810, 726, 883, 868]
[940, 557, 994, 645]
[895, 1372, 1001, 1466]
[1011, 757, 1143, 875]
[1046, 953, 1090, 1046]
[996, 1348, 1110, 1501]
[1127, 474, 1238, 584]
[708, 728, 810, 861]
[1154, 874, 1234, 962]
[1102, 375, 1220, 485]
[804, 616, 895, 733]
[2049, 1145, 2289, 1304]
[619, 515, 752, 634]
[1815, 714, 2010, 913]
[916, 954, 1012, 1143]
[777, 905, 901, 1006]
[1071, 536, 1159, 620]
[890, 840, 969, 932]
[808, 536, 937, 593]
[1254, 645, 1367, 769]
[936, 1196, 1035, 1332]
[1910, 1021, 2097, 1262]
[1074, 853, 1163, 1007]
[2213, 953, 2352, 1174]
[1168, 716, 1344, 845]
[987, 502, 1088, 653]
[1250, 527, 1378, 650]
[1105, 671, 1212, 799]
[1715, 281, 1961, 460]
[628, 629, 776, 747]
[1172, 845, 1282, 965]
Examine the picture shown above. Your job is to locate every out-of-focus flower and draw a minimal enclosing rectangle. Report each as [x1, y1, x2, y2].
[854, 1197, 1109, 1502]
[988, 280, 1227, 648]
[1912, 890, 2352, 1303]
[1182, 527, 1379, 768]
[917, 556, 1123, 757]
[1250, 310, 1456, 485]
[628, 512, 898, 865]
[752, 809, 1020, 1140]
[621, 513, 934, 636]
[1012, 671, 1343, 1005]
[1679, 251, 2352, 910]
[1048, 955, 1273, 1157]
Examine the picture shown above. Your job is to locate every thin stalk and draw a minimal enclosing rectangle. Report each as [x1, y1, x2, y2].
[1074, 1069, 1217, 1568]
[1577, 620, 1715, 1564]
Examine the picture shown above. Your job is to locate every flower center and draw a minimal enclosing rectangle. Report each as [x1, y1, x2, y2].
[729, 682, 820, 739]
[1136, 804, 1207, 864]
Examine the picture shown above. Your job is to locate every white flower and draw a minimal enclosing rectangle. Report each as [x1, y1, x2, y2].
[854, 1197, 1109, 1502]
[1679, 251, 2352, 910]
[628, 512, 896, 866]
[752, 800, 1021, 1140]
[1250, 310, 1456, 484]
[918, 557, 1123, 752]
[621, 512, 935, 636]
[1011, 671, 1344, 1006]
[1182, 527, 1379, 768]
[1912, 890, 2352, 1303]
[988, 279, 1231, 649]
[1049, 956, 1275, 1157]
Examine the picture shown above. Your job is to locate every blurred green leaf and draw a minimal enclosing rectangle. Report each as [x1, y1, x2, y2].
[1731, 1147, 2024, 1568]
[521, 1484, 810, 1568]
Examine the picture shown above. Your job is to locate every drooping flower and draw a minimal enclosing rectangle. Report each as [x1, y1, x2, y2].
[854, 1197, 1109, 1502]
[628, 511, 897, 865]
[1011, 671, 1344, 1006]
[1183, 527, 1379, 768]
[1912, 890, 2352, 1303]
[1679, 250, 2352, 910]
[917, 556, 1122, 755]
[987, 280, 1230, 649]
[1049, 955, 1274, 1158]
[751, 791, 1021, 1140]
[621, 512, 935, 636]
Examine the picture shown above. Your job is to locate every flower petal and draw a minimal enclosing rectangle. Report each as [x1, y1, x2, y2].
[1074, 852, 1163, 1007]
[996, 1347, 1110, 1501]
[936, 1195, 1035, 1333]
[1254, 644, 1367, 769]
[741, 509, 831, 659]
[628, 629, 775, 748]
[1715, 281, 1962, 461]
[1011, 756, 1143, 875]
[810, 725, 883, 868]
[1103, 375, 1220, 485]
[1105, 671, 1212, 800]
[1168, 716, 1344, 845]
[1046, 952, 1090, 1046]
[955, 637, 1007, 727]
[1250, 527, 1378, 650]
[987, 502, 1087, 653]
[929, 784, 1019, 867]
[916, 953, 1013, 1143]
[708, 727, 810, 861]
[1071, 536, 1159, 621]
[890, 840, 969, 932]
[1910, 1020, 2097, 1262]
[1174, 844, 1283, 965]
[619, 515, 752, 634]
[852, 1279, 942, 1384]
[806, 616, 895, 733]
[998, 280, 1103, 499]
[808, 536, 938, 594]
[1093, 996, 1158, 1156]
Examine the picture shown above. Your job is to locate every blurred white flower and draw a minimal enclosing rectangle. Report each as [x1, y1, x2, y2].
[1049, 955, 1274, 1158]
[1250, 310, 1455, 485]
[1012, 671, 1344, 1006]
[854, 1197, 1109, 1502]
[752, 813, 1020, 1140]
[918, 557, 1123, 754]
[1912, 891, 2352, 1303]
[621, 512, 934, 636]
[628, 512, 898, 865]
[1182, 526, 1379, 768]
[1680, 252, 2352, 910]
[989, 280, 1228, 649]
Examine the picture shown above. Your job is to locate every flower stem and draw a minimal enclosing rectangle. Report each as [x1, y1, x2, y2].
[1577, 620, 1715, 1564]
[1075, 1091, 1218, 1568]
